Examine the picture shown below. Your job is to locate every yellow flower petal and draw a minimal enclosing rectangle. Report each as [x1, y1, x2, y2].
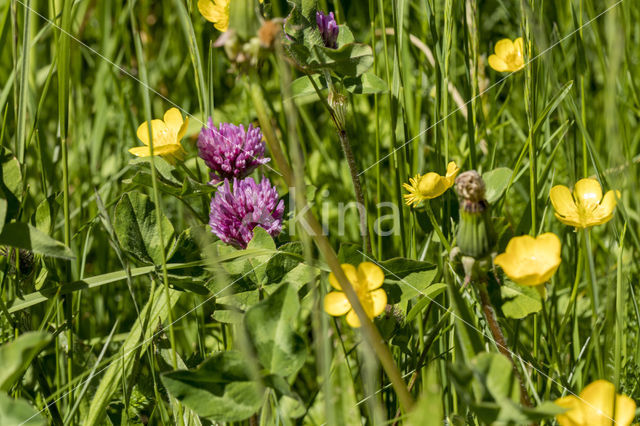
[198, 0, 230, 32]
[494, 233, 561, 286]
[591, 190, 618, 225]
[163, 108, 184, 135]
[550, 185, 578, 219]
[555, 395, 586, 426]
[369, 288, 387, 317]
[537, 232, 562, 258]
[489, 38, 525, 72]
[404, 162, 458, 206]
[346, 309, 361, 328]
[579, 380, 616, 423]
[178, 116, 190, 141]
[131, 109, 189, 163]
[494, 39, 515, 58]
[445, 161, 460, 178]
[136, 119, 167, 146]
[514, 37, 524, 55]
[128, 146, 152, 157]
[573, 178, 603, 210]
[555, 380, 636, 426]
[550, 179, 619, 228]
[128, 144, 182, 158]
[324, 292, 351, 316]
[488, 54, 508, 72]
[329, 264, 358, 291]
[357, 262, 385, 290]
[614, 394, 636, 425]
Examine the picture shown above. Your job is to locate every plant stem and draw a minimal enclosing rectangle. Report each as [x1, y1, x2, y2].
[251, 81, 414, 412]
[424, 202, 452, 253]
[338, 129, 372, 255]
[313, 71, 372, 254]
[477, 284, 532, 407]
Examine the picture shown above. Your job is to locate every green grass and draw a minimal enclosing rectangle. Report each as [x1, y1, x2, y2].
[1, 0, 640, 424]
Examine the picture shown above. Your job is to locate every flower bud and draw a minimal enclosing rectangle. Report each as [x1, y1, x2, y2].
[454, 171, 496, 259]
[1, 247, 36, 278]
[316, 11, 339, 49]
[328, 88, 348, 131]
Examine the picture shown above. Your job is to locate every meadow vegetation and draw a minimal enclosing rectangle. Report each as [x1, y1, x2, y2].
[1, 0, 640, 424]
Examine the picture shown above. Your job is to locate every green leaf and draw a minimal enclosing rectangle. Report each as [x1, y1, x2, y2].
[265, 241, 303, 284]
[446, 280, 484, 362]
[0, 222, 74, 260]
[0, 394, 46, 426]
[114, 191, 174, 265]
[246, 227, 276, 285]
[500, 280, 542, 319]
[385, 269, 437, 314]
[308, 43, 374, 77]
[471, 352, 520, 403]
[0, 332, 52, 391]
[161, 351, 262, 422]
[531, 80, 574, 137]
[284, 0, 318, 42]
[289, 74, 325, 99]
[0, 147, 22, 222]
[336, 25, 355, 45]
[379, 257, 436, 279]
[449, 351, 560, 423]
[8, 261, 204, 313]
[405, 283, 447, 321]
[86, 286, 181, 425]
[33, 195, 56, 235]
[343, 72, 388, 94]
[245, 283, 307, 377]
[483, 167, 513, 204]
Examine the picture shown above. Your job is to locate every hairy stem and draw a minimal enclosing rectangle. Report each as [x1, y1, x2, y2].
[478, 284, 533, 408]
[338, 129, 372, 255]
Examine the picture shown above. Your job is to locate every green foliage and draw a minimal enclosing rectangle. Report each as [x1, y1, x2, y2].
[406, 366, 443, 426]
[3, 0, 640, 424]
[0, 332, 51, 391]
[500, 280, 543, 319]
[483, 167, 513, 204]
[0, 393, 46, 426]
[86, 287, 181, 425]
[162, 351, 263, 422]
[0, 147, 21, 223]
[114, 191, 175, 265]
[451, 352, 564, 424]
[0, 223, 74, 260]
[244, 283, 307, 377]
[283, 0, 373, 77]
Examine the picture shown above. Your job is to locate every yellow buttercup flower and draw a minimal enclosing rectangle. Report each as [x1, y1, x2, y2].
[494, 233, 561, 286]
[488, 37, 525, 72]
[549, 178, 619, 229]
[555, 380, 636, 426]
[198, 0, 230, 32]
[130, 108, 189, 164]
[324, 262, 387, 328]
[403, 161, 460, 206]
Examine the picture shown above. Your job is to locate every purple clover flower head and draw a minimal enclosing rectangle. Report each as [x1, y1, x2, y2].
[197, 119, 270, 184]
[316, 11, 339, 49]
[209, 176, 285, 249]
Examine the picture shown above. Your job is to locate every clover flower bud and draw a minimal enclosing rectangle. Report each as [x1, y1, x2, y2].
[316, 11, 339, 49]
